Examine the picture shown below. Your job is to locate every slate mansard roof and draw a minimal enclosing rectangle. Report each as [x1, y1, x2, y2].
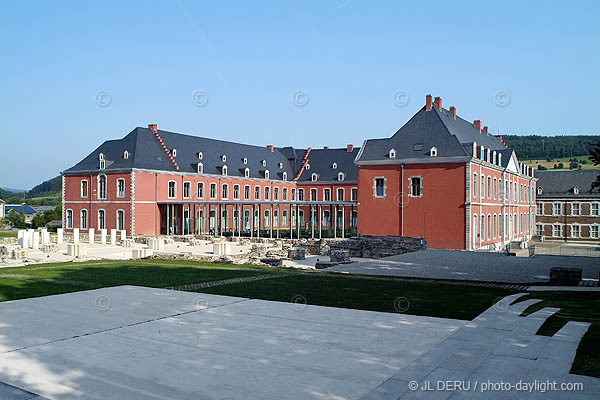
[535, 170, 600, 198]
[356, 100, 513, 167]
[63, 126, 360, 183]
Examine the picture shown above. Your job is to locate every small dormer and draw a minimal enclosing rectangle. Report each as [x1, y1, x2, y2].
[197, 162, 204, 174]
[242, 157, 247, 164]
[221, 154, 227, 162]
[389, 148, 396, 158]
[262, 160, 267, 167]
[172, 149, 177, 157]
[197, 152, 203, 159]
[282, 171, 288, 181]
[264, 169, 270, 179]
[573, 186, 580, 195]
[278, 162, 283, 169]
[305, 163, 310, 170]
[429, 147, 438, 157]
[311, 173, 318, 182]
[332, 162, 338, 169]
[99, 159, 106, 169]
[537, 187, 543, 195]
[123, 151, 129, 159]
[244, 167, 250, 178]
[222, 165, 228, 176]
[338, 172, 345, 181]
[99, 153, 104, 161]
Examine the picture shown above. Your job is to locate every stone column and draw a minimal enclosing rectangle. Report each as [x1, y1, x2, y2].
[17, 230, 24, 246]
[120, 230, 126, 242]
[42, 229, 50, 245]
[88, 228, 95, 245]
[21, 231, 29, 249]
[100, 229, 107, 245]
[57, 228, 63, 244]
[32, 231, 40, 250]
[27, 229, 34, 247]
[73, 228, 80, 244]
[110, 229, 117, 245]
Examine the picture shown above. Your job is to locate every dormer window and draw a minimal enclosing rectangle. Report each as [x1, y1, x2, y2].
[262, 160, 267, 167]
[573, 186, 580, 195]
[221, 154, 227, 162]
[99, 153, 104, 160]
[264, 170, 270, 179]
[278, 162, 283, 169]
[305, 163, 310, 170]
[537, 187, 543, 195]
[282, 172, 288, 181]
[389, 149, 396, 158]
[338, 172, 345, 181]
[332, 162, 338, 169]
[197, 152, 203, 159]
[311, 173, 318, 182]
[99, 159, 106, 169]
[197, 162, 203, 174]
[242, 157, 247, 164]
[123, 151, 129, 159]
[244, 168, 250, 177]
[430, 147, 438, 157]
[172, 149, 177, 157]
[222, 165, 228, 176]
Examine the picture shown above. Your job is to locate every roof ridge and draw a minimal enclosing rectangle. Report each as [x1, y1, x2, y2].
[431, 106, 469, 157]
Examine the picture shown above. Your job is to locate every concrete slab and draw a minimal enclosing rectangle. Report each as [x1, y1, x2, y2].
[0, 286, 463, 400]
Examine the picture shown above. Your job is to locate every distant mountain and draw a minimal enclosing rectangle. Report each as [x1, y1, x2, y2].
[28, 176, 62, 197]
[0, 176, 61, 206]
[0, 187, 26, 193]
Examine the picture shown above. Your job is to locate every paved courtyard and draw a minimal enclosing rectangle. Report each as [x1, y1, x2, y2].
[0, 286, 463, 400]
[328, 250, 600, 283]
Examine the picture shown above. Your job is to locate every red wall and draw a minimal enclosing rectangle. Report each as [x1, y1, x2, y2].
[357, 163, 467, 249]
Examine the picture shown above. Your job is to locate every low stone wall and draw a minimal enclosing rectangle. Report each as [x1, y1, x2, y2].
[329, 235, 426, 258]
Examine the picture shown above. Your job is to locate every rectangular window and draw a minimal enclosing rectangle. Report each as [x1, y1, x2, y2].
[552, 224, 561, 237]
[168, 181, 176, 199]
[323, 189, 331, 201]
[222, 184, 228, 199]
[591, 203, 599, 216]
[374, 178, 385, 198]
[244, 185, 250, 200]
[234, 185, 240, 200]
[337, 188, 344, 201]
[254, 186, 260, 200]
[591, 225, 599, 239]
[410, 177, 422, 197]
[210, 183, 217, 199]
[552, 203, 561, 216]
[183, 182, 191, 199]
[298, 189, 304, 201]
[536, 224, 543, 236]
[81, 180, 88, 198]
[487, 176, 491, 198]
[274, 187, 279, 201]
[291, 188, 296, 201]
[536, 202, 543, 215]
[571, 225, 580, 238]
[494, 178, 498, 200]
[283, 188, 288, 201]
[571, 203, 580, 216]
[310, 189, 317, 201]
[264, 186, 270, 200]
[197, 182, 204, 198]
[473, 174, 478, 198]
[351, 188, 357, 201]
[117, 179, 125, 198]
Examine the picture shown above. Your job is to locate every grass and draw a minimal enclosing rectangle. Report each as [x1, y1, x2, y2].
[0, 231, 18, 238]
[516, 292, 600, 377]
[523, 156, 600, 171]
[198, 272, 516, 320]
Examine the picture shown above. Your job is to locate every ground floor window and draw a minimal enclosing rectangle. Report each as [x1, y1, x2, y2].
[66, 209, 73, 229]
[552, 224, 561, 237]
[591, 225, 599, 239]
[117, 210, 124, 231]
[570, 224, 580, 238]
[536, 224, 543, 236]
[80, 209, 88, 230]
[98, 209, 105, 230]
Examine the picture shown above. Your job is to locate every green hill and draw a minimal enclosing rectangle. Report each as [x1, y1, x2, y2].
[501, 135, 600, 160]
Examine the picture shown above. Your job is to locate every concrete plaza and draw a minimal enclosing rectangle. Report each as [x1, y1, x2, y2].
[0, 286, 463, 399]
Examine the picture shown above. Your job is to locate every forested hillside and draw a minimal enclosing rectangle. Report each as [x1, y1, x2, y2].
[501, 135, 600, 160]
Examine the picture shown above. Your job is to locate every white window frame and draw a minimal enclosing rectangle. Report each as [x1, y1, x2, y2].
[282, 171, 288, 181]
[409, 176, 423, 198]
[98, 174, 107, 200]
[233, 184, 240, 200]
[168, 180, 176, 199]
[264, 186, 270, 200]
[552, 202, 562, 216]
[172, 149, 177, 157]
[590, 224, 599, 239]
[338, 172, 345, 181]
[337, 188, 344, 201]
[310, 188, 317, 201]
[254, 185, 261, 200]
[571, 202, 581, 216]
[323, 188, 331, 202]
[183, 181, 191, 199]
[244, 168, 250, 178]
[373, 177, 386, 198]
[389, 148, 396, 158]
[351, 187, 357, 201]
[197, 182, 204, 199]
[570, 224, 581, 238]
[244, 185, 250, 200]
[222, 165, 228, 176]
[80, 209, 88, 230]
[117, 178, 126, 198]
[283, 188, 288, 201]
[264, 170, 270, 179]
[473, 173, 478, 198]
[591, 202, 600, 216]
[97, 209, 106, 230]
[116, 209, 125, 231]
[311, 173, 318, 182]
[66, 209, 73, 229]
[552, 224, 562, 237]
[81, 179, 88, 198]
[222, 183, 229, 200]
[210, 183, 217, 199]
[197, 162, 203, 174]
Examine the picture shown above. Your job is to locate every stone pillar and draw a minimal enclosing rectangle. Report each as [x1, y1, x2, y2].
[73, 228, 80, 244]
[100, 229, 107, 244]
[57, 228, 63, 244]
[42, 229, 50, 245]
[88, 228, 95, 245]
[32, 231, 40, 250]
[120, 230, 126, 242]
[21, 231, 29, 249]
[17, 230, 24, 246]
[110, 229, 117, 245]
[27, 229, 34, 248]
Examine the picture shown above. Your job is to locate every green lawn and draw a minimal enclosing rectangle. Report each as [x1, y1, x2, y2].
[516, 292, 600, 377]
[0, 231, 18, 238]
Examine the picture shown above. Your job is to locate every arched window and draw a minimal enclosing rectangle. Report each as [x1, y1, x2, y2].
[274, 187, 279, 201]
[222, 184, 229, 199]
[244, 168, 250, 178]
[98, 174, 107, 199]
[310, 188, 317, 201]
[311, 173, 318, 182]
[338, 172, 345, 181]
[305, 163, 310, 170]
[332, 162, 338, 169]
[222, 165, 228, 176]
[264, 186, 270, 200]
[430, 147, 438, 157]
[473, 173, 478, 198]
[210, 183, 217, 199]
[123, 151, 129, 159]
[244, 185, 250, 200]
[283, 187, 288, 200]
[97, 209, 105, 230]
[233, 184, 240, 199]
[264, 209, 270, 227]
[282, 210, 288, 226]
[337, 188, 344, 201]
[221, 154, 227, 162]
[197, 182, 204, 198]
[254, 186, 261, 200]
[197, 162, 203, 174]
[66, 209, 73, 229]
[81, 209, 88, 230]
[264, 170, 270, 179]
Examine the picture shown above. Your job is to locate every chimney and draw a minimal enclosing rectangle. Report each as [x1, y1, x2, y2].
[148, 124, 157, 133]
[473, 120, 481, 133]
[266, 145, 274, 152]
[483, 126, 489, 135]
[425, 94, 433, 111]
[346, 144, 354, 152]
[324, 146, 329, 149]
[434, 96, 442, 111]
[449, 106, 456, 119]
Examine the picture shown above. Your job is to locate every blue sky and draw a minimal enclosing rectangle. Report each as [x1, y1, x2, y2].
[1, 0, 599, 189]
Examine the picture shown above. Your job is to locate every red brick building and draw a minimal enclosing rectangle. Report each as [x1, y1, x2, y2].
[355, 95, 536, 250]
[62, 94, 535, 250]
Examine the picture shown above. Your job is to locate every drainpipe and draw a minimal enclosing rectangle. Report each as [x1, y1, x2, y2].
[401, 164, 404, 236]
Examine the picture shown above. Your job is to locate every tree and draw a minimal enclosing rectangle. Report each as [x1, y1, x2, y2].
[591, 141, 600, 192]
[538, 165, 547, 170]
[6, 209, 27, 229]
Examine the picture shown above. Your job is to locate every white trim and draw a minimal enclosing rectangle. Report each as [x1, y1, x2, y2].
[97, 208, 106, 230]
[116, 178, 125, 198]
[168, 180, 177, 199]
[80, 179, 88, 198]
[116, 209, 125, 231]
